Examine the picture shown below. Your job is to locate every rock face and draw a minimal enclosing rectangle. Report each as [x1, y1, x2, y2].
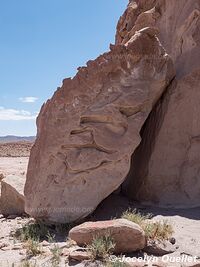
[24, 24, 174, 223]
[116, 0, 200, 77]
[121, 0, 200, 207]
[25, 0, 200, 221]
[0, 176, 25, 216]
[69, 219, 146, 253]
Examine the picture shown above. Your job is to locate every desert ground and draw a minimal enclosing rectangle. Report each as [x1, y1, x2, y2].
[0, 142, 32, 157]
[0, 143, 200, 267]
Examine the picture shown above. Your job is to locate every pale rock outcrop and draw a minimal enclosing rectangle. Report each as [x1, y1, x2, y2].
[116, 0, 200, 77]
[69, 219, 146, 253]
[121, 0, 200, 207]
[24, 26, 174, 223]
[0, 175, 25, 216]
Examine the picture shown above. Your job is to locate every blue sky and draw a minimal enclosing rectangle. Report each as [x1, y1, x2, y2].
[0, 0, 127, 136]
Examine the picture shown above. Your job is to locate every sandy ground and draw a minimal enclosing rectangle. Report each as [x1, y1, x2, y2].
[93, 195, 200, 258]
[0, 158, 200, 266]
[0, 157, 29, 178]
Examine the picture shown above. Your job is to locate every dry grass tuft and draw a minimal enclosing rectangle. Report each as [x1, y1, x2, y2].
[87, 235, 116, 261]
[145, 220, 174, 240]
[24, 239, 42, 257]
[19, 260, 39, 267]
[122, 208, 152, 225]
[50, 244, 62, 267]
[14, 222, 50, 242]
[122, 209, 173, 241]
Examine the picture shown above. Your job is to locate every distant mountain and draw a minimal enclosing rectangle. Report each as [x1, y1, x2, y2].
[0, 135, 36, 143]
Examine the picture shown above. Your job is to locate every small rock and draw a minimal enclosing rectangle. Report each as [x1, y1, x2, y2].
[12, 243, 23, 250]
[169, 237, 176, 245]
[0, 242, 9, 249]
[69, 250, 90, 262]
[50, 242, 67, 249]
[40, 240, 50, 247]
[62, 248, 70, 256]
[41, 247, 51, 256]
[144, 240, 176, 256]
[7, 215, 18, 220]
[19, 249, 26, 255]
[1, 246, 13, 251]
[16, 216, 23, 220]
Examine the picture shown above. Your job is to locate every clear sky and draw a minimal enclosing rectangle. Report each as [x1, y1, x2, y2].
[0, 0, 127, 136]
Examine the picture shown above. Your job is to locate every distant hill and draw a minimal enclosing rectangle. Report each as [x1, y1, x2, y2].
[0, 135, 36, 143]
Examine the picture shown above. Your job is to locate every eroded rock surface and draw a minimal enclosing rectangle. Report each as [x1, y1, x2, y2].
[25, 0, 200, 220]
[25, 26, 174, 223]
[121, 0, 200, 207]
[116, 0, 200, 77]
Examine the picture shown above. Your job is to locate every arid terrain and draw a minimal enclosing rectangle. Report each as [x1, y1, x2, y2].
[0, 142, 33, 157]
[0, 144, 200, 266]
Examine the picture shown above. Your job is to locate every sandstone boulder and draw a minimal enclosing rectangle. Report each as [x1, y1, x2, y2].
[24, 26, 174, 223]
[120, 0, 200, 207]
[0, 175, 25, 216]
[69, 219, 146, 253]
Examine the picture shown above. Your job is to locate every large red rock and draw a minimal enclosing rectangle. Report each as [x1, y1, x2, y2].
[69, 219, 146, 253]
[24, 26, 174, 223]
[120, 0, 200, 207]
